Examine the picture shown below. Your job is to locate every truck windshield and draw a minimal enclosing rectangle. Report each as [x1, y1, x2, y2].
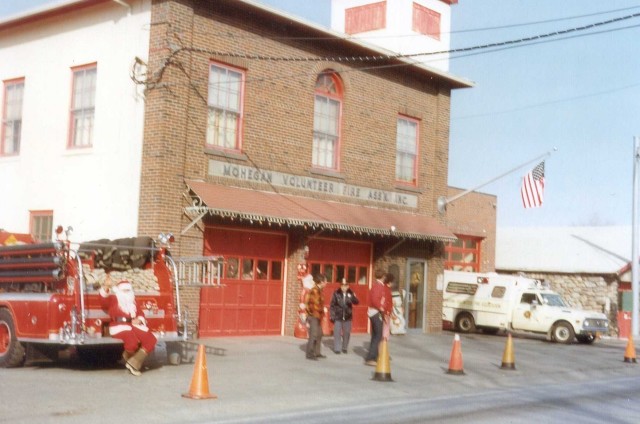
[540, 293, 566, 307]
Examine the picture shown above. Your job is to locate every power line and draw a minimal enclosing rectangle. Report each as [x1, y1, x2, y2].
[452, 82, 640, 120]
[451, 4, 640, 34]
[175, 11, 640, 63]
[203, 5, 640, 40]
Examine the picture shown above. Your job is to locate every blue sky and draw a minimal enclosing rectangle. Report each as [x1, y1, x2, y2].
[3, 0, 640, 228]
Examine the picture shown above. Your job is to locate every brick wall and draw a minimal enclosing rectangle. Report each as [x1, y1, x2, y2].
[445, 187, 497, 272]
[140, 0, 460, 336]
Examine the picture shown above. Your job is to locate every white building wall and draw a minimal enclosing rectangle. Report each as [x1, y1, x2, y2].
[331, 0, 452, 71]
[0, 0, 151, 242]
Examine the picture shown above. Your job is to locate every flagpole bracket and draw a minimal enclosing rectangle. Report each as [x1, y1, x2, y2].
[437, 196, 448, 214]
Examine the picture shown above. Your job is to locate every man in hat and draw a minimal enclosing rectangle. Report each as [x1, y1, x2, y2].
[100, 275, 157, 376]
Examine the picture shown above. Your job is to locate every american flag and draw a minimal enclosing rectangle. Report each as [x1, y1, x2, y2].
[521, 161, 545, 208]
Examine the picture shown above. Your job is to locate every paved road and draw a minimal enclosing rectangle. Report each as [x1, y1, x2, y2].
[1, 332, 639, 423]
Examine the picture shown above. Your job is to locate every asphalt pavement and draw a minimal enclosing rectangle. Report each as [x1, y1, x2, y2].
[1, 332, 639, 423]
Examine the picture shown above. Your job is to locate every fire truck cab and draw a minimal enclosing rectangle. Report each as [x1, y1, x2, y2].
[442, 270, 609, 344]
[0, 228, 191, 368]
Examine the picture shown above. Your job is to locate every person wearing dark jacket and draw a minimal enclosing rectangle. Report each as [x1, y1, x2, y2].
[330, 279, 359, 354]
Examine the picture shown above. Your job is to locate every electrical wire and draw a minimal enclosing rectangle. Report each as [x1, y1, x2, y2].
[171, 11, 640, 63]
[203, 5, 640, 40]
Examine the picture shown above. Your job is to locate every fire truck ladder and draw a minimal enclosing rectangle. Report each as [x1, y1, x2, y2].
[165, 255, 222, 340]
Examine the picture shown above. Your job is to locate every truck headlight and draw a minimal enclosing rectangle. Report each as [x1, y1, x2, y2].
[583, 320, 590, 327]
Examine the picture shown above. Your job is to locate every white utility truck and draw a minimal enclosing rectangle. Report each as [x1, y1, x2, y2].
[442, 270, 609, 344]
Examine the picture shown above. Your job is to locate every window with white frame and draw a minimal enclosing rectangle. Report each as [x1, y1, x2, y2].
[30, 211, 53, 243]
[69, 65, 97, 148]
[206, 63, 244, 150]
[395, 116, 418, 184]
[313, 72, 342, 170]
[2, 79, 24, 156]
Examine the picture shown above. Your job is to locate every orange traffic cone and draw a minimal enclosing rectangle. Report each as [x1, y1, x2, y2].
[447, 333, 464, 375]
[372, 339, 393, 382]
[182, 345, 217, 399]
[500, 333, 516, 370]
[624, 335, 637, 363]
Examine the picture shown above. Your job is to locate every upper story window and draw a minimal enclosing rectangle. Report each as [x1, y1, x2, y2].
[396, 116, 419, 185]
[69, 64, 97, 148]
[313, 72, 343, 170]
[207, 62, 244, 151]
[444, 235, 482, 272]
[2, 78, 24, 156]
[345, 1, 386, 34]
[412, 3, 441, 40]
[30, 210, 53, 243]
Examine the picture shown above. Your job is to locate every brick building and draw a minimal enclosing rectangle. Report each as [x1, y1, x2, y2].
[138, 0, 474, 337]
[0, 0, 498, 338]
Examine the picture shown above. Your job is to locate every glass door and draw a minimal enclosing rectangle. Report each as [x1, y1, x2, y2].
[404, 259, 426, 331]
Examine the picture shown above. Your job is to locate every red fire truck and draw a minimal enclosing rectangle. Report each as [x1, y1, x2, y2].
[0, 227, 191, 368]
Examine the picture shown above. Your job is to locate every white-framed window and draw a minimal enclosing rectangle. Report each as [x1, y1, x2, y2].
[395, 116, 419, 184]
[69, 64, 97, 148]
[30, 210, 54, 243]
[206, 62, 244, 151]
[313, 72, 342, 170]
[2, 78, 24, 156]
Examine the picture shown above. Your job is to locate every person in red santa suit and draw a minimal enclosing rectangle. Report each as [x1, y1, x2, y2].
[99, 275, 157, 376]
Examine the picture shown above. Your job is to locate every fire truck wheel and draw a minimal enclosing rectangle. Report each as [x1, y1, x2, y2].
[0, 309, 25, 368]
[552, 321, 575, 344]
[455, 313, 476, 333]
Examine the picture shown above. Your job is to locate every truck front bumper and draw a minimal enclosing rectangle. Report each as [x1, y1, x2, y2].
[579, 319, 609, 335]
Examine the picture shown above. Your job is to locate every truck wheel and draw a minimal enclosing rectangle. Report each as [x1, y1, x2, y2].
[576, 334, 596, 344]
[455, 313, 476, 333]
[552, 322, 575, 344]
[0, 309, 25, 368]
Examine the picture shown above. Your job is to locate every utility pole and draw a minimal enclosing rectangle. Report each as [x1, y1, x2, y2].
[632, 136, 640, 336]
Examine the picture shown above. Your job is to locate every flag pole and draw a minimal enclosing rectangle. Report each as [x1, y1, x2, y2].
[631, 136, 640, 337]
[438, 147, 557, 214]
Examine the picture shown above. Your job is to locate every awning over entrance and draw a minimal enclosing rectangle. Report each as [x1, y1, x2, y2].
[184, 180, 456, 242]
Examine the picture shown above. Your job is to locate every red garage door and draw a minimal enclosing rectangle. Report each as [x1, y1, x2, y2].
[307, 238, 371, 333]
[199, 227, 287, 336]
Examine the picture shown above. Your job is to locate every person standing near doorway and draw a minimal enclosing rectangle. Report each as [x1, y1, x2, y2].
[330, 279, 359, 354]
[305, 274, 327, 360]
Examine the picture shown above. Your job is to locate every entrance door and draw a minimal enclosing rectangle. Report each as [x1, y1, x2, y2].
[307, 238, 371, 333]
[404, 259, 426, 331]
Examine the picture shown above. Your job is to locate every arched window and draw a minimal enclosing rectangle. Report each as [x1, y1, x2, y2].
[313, 71, 343, 170]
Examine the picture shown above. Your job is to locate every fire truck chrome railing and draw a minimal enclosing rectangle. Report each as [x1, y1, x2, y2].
[173, 256, 222, 287]
[163, 255, 182, 333]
